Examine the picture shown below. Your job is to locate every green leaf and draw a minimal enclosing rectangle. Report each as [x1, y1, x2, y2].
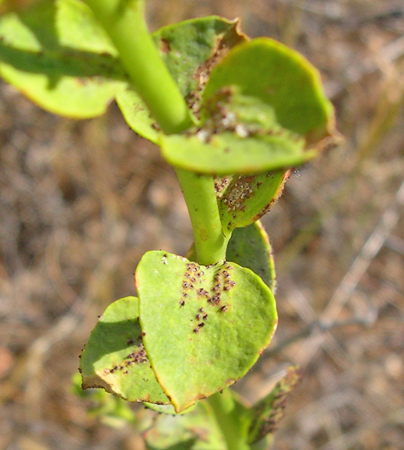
[0, 0, 126, 117]
[248, 365, 302, 444]
[80, 296, 170, 405]
[226, 221, 276, 291]
[160, 127, 311, 176]
[144, 402, 226, 450]
[115, 88, 160, 143]
[161, 38, 337, 175]
[116, 16, 247, 142]
[203, 38, 335, 142]
[218, 170, 289, 232]
[135, 251, 278, 413]
[154, 17, 246, 101]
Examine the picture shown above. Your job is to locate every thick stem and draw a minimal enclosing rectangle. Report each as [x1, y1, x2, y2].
[83, 1, 230, 265]
[83, 0, 192, 134]
[176, 169, 229, 265]
[208, 392, 250, 450]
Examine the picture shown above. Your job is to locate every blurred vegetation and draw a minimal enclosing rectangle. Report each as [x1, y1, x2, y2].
[0, 0, 404, 449]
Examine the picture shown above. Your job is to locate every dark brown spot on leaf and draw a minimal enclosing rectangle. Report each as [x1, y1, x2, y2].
[160, 39, 170, 54]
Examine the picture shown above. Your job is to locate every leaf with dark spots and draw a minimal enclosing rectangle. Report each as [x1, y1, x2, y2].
[116, 16, 247, 143]
[162, 38, 338, 175]
[187, 18, 247, 119]
[135, 251, 277, 413]
[80, 296, 170, 405]
[203, 38, 336, 142]
[219, 170, 289, 231]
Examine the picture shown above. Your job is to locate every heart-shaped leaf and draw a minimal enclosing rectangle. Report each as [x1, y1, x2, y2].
[226, 221, 276, 291]
[80, 296, 170, 405]
[247, 365, 302, 444]
[135, 251, 278, 412]
[0, 0, 127, 117]
[116, 16, 247, 142]
[219, 170, 289, 232]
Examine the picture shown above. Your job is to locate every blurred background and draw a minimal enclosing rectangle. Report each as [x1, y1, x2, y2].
[1, 0, 404, 449]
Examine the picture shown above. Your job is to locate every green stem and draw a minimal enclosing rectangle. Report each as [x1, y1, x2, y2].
[176, 169, 229, 265]
[208, 391, 250, 450]
[84, 1, 229, 265]
[83, 0, 192, 134]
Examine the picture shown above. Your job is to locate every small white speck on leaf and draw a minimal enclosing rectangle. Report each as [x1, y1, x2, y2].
[235, 124, 248, 138]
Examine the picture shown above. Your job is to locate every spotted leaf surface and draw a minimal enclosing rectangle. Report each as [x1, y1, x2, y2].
[135, 251, 277, 413]
[226, 221, 276, 291]
[80, 296, 170, 405]
[203, 38, 335, 142]
[188, 222, 276, 291]
[161, 38, 337, 175]
[0, 0, 127, 117]
[116, 16, 247, 142]
[219, 170, 289, 232]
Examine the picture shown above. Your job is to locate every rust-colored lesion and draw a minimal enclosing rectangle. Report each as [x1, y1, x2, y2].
[187, 19, 248, 119]
[219, 170, 291, 231]
[194, 392, 207, 401]
[214, 175, 232, 199]
[220, 175, 254, 224]
[81, 374, 111, 392]
[159, 38, 171, 54]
